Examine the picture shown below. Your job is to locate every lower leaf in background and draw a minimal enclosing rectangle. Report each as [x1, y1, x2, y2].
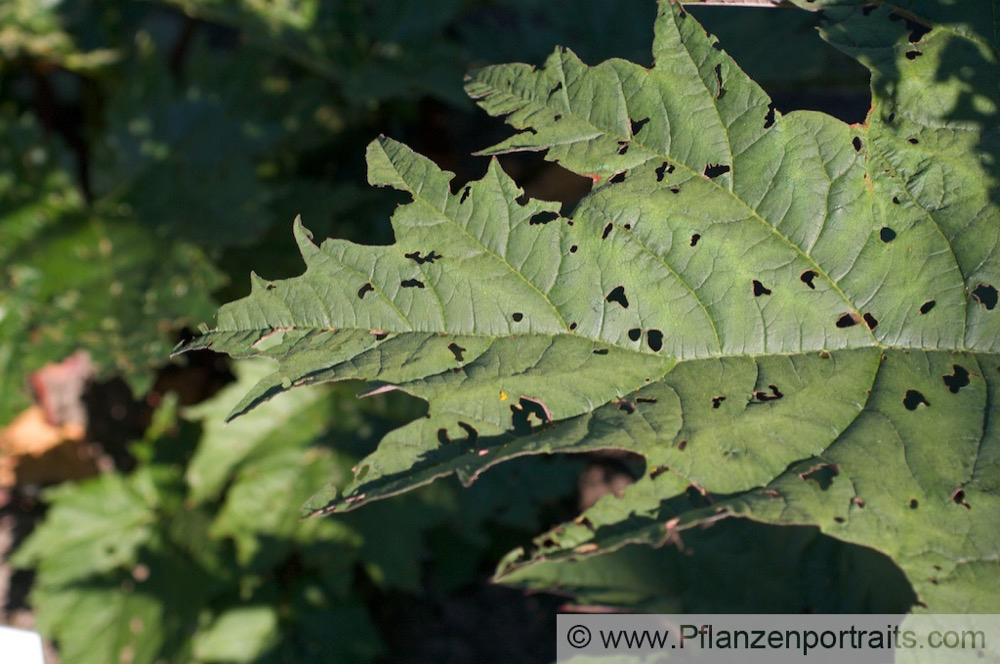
[498, 518, 916, 613]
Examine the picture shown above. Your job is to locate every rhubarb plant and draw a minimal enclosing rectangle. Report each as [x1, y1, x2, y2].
[183, 0, 1000, 612]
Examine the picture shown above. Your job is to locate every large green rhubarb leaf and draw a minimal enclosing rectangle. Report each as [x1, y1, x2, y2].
[183, 0, 1000, 611]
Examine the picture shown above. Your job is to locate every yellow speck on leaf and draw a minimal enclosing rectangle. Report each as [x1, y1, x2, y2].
[500, 391, 508, 401]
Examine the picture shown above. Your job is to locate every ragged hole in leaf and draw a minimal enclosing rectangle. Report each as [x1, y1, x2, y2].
[677, 439, 688, 451]
[909, 498, 919, 509]
[357, 282, 374, 299]
[610, 172, 626, 184]
[516, 193, 529, 206]
[592, 348, 609, 355]
[764, 104, 775, 129]
[863, 313, 879, 330]
[892, 196, 901, 205]
[606, 286, 629, 309]
[819, 350, 831, 359]
[623, 223, 632, 231]
[712, 395, 726, 409]
[646, 329, 664, 352]
[511, 396, 553, 435]
[650, 465, 669, 479]
[404, 250, 442, 264]
[438, 422, 478, 445]
[602, 223, 613, 240]
[943, 365, 970, 393]
[400, 279, 425, 289]
[570, 245, 578, 253]
[852, 137, 863, 151]
[903, 389, 930, 410]
[752, 280, 771, 297]
[448, 342, 466, 362]
[799, 463, 839, 491]
[900, 15, 931, 42]
[905, 50, 923, 60]
[569, 322, 578, 330]
[458, 421, 478, 445]
[630, 117, 649, 136]
[713, 64, 725, 99]
[512, 312, 524, 322]
[617, 141, 629, 155]
[836, 313, 860, 328]
[636, 397, 657, 404]
[371, 330, 389, 340]
[972, 284, 998, 310]
[907, 137, 920, 145]
[627, 328, 642, 342]
[685, 483, 712, 507]
[801, 270, 817, 289]
[951, 488, 971, 509]
[549, 81, 563, 96]
[834, 516, 845, 523]
[617, 399, 636, 414]
[919, 300, 936, 314]
[753, 384, 784, 402]
[670, 185, 680, 194]
[460, 186, 471, 204]
[880, 227, 897, 243]
[265, 282, 276, 290]
[529, 211, 559, 225]
[554, 114, 562, 121]
[655, 161, 674, 181]
[703, 164, 730, 179]
[690, 234, 701, 247]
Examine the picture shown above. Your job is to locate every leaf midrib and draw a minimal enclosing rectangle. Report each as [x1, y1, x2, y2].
[206, 325, 998, 359]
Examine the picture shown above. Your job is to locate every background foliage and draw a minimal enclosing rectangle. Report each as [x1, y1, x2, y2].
[5, 0, 986, 662]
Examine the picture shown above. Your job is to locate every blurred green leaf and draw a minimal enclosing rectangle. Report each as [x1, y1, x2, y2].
[0, 0, 117, 71]
[159, 0, 470, 106]
[10, 470, 156, 585]
[90, 37, 277, 249]
[0, 108, 223, 422]
[193, 606, 280, 663]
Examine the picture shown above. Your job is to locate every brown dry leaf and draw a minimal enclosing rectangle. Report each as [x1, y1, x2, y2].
[0, 407, 93, 487]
